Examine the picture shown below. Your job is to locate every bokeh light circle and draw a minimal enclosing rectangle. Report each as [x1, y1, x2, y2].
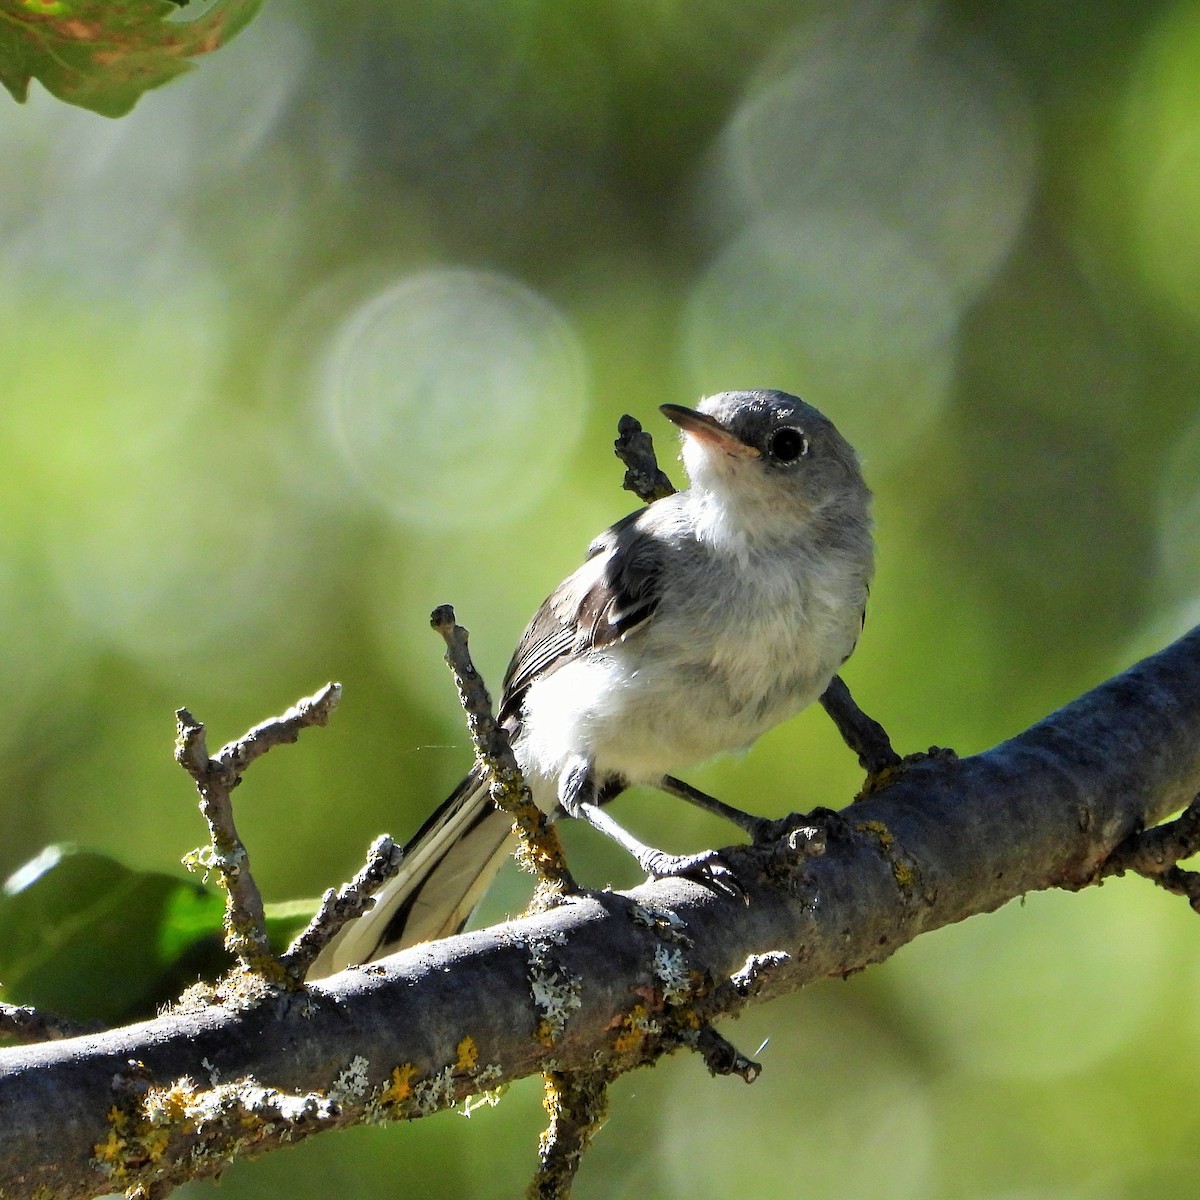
[1119, 0, 1200, 327]
[708, 6, 1035, 307]
[321, 267, 589, 528]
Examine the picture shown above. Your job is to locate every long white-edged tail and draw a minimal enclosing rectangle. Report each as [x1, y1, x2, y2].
[308, 768, 515, 977]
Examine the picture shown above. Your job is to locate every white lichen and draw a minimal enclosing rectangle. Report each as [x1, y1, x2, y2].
[629, 902, 692, 945]
[651, 943, 692, 1006]
[412, 1066, 457, 1116]
[459, 1064, 506, 1117]
[328, 1055, 372, 1106]
[527, 933, 581, 1043]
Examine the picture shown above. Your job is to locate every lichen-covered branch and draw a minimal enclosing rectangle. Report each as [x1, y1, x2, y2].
[174, 684, 341, 973]
[3, 627, 1200, 1199]
[431, 604, 575, 898]
[529, 1070, 610, 1200]
[281, 834, 405, 981]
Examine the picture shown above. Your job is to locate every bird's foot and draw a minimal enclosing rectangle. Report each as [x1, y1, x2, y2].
[637, 847, 746, 901]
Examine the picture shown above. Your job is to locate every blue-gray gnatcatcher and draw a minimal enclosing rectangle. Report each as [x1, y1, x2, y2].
[313, 389, 873, 974]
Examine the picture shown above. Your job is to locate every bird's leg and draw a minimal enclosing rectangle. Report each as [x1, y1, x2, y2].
[558, 760, 744, 898]
[657, 775, 774, 839]
[819, 675, 900, 777]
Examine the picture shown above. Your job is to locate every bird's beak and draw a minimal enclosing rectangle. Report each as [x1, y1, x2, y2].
[660, 404, 759, 459]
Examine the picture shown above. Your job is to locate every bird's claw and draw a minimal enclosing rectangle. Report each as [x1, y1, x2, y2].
[640, 848, 747, 902]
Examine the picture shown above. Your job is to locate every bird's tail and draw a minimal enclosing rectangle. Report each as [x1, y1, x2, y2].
[308, 767, 515, 977]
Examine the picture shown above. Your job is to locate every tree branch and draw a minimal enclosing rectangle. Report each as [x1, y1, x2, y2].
[3, 626, 1200, 1198]
[819, 674, 902, 776]
[613, 414, 675, 503]
[1101, 792, 1200, 909]
[174, 684, 341, 973]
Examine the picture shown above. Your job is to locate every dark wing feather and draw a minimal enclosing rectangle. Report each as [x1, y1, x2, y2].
[499, 510, 665, 724]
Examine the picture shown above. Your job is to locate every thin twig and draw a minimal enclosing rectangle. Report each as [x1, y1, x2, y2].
[281, 835, 405, 981]
[430, 607, 575, 897]
[176, 709, 271, 969]
[1102, 794, 1200, 910]
[614, 414, 676, 502]
[694, 1023, 761, 1083]
[175, 684, 342, 973]
[216, 684, 342, 776]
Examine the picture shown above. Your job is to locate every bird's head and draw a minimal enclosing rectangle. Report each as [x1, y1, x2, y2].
[660, 390, 869, 539]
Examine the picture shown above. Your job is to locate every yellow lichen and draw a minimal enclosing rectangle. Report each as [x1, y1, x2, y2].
[612, 1005, 657, 1056]
[856, 819, 893, 846]
[379, 1063, 418, 1106]
[145, 1080, 198, 1127]
[455, 1036, 479, 1074]
[93, 1127, 127, 1175]
[856, 819, 919, 893]
[95, 1072, 335, 1185]
[141, 1127, 171, 1163]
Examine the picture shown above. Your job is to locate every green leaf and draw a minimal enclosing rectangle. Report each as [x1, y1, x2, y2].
[0, 0, 265, 117]
[0, 844, 231, 1023]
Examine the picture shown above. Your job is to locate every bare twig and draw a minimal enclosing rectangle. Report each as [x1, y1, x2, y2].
[281, 835, 405, 981]
[432, 606, 593, 1198]
[0, 1002, 103, 1045]
[614, 414, 676, 503]
[694, 1023, 761, 1083]
[175, 684, 342, 973]
[175, 709, 271, 969]
[431, 605, 575, 898]
[216, 683, 342, 775]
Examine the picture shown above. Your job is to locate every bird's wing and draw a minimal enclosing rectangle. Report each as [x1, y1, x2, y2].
[498, 510, 665, 723]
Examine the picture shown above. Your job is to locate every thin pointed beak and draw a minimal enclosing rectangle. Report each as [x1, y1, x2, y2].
[659, 404, 759, 459]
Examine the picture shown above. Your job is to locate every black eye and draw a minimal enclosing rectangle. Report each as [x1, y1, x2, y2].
[767, 426, 808, 464]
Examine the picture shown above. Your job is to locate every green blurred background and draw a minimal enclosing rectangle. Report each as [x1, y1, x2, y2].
[4, 0, 1200, 1195]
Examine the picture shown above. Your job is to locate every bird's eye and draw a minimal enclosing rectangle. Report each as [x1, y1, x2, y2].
[767, 426, 808, 464]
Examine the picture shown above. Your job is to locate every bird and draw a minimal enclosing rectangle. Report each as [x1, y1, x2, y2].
[310, 389, 873, 975]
